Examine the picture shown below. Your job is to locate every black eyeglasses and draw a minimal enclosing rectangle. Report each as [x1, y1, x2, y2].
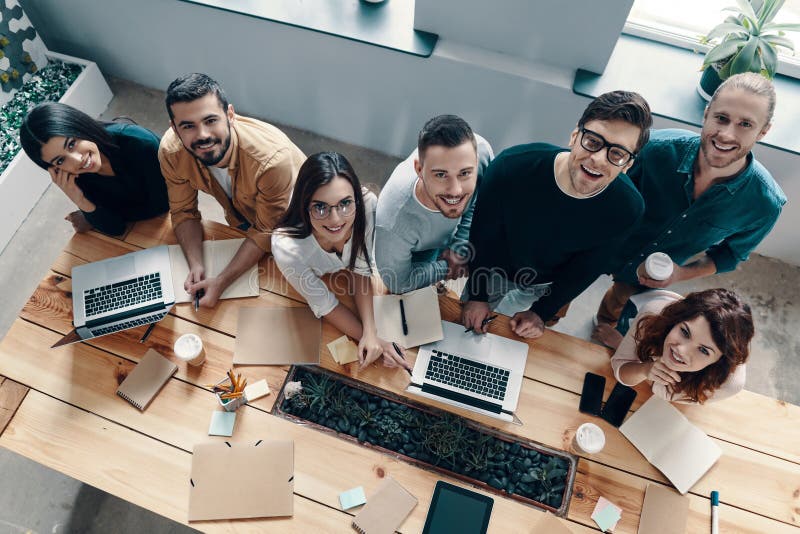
[579, 127, 636, 167]
[309, 198, 356, 220]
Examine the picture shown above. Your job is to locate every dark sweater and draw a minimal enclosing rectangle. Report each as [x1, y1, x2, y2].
[76, 123, 168, 235]
[466, 143, 644, 320]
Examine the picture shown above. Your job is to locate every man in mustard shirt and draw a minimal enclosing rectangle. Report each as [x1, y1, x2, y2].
[159, 73, 306, 307]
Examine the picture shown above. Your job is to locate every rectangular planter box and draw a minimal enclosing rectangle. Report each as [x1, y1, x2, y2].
[0, 51, 113, 254]
[273, 365, 578, 517]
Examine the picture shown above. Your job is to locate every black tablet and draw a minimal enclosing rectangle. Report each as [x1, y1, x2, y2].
[422, 480, 494, 534]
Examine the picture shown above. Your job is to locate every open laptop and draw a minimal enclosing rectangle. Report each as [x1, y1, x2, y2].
[406, 320, 529, 423]
[52, 245, 175, 347]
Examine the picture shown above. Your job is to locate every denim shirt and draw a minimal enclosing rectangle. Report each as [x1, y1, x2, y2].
[615, 129, 786, 284]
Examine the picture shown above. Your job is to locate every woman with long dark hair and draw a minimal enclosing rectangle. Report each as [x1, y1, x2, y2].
[611, 288, 754, 404]
[272, 151, 410, 370]
[19, 102, 168, 235]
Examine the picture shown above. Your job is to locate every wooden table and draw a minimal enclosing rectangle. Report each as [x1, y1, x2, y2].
[1, 215, 798, 533]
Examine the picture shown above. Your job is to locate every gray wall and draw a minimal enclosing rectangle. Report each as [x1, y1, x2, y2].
[21, 0, 798, 265]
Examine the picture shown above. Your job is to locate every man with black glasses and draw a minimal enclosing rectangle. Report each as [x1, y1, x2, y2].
[462, 91, 652, 339]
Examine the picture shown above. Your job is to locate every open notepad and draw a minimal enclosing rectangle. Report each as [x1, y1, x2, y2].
[168, 238, 259, 303]
[373, 286, 443, 348]
[620, 396, 721, 494]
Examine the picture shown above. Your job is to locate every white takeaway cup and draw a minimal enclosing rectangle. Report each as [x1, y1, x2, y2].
[573, 422, 606, 454]
[173, 333, 206, 366]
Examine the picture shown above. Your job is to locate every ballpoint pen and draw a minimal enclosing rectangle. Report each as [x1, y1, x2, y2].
[464, 315, 498, 333]
[194, 289, 204, 312]
[139, 322, 156, 343]
[392, 342, 413, 376]
[399, 298, 408, 336]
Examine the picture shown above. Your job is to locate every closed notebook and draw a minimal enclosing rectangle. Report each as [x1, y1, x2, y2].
[637, 483, 689, 534]
[352, 476, 417, 534]
[116, 349, 178, 410]
[620, 396, 721, 494]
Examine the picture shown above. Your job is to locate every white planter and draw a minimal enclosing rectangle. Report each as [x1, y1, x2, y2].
[0, 51, 113, 254]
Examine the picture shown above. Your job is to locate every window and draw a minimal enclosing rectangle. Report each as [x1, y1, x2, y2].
[626, 0, 800, 77]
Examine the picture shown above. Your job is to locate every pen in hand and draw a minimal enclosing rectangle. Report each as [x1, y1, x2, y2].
[465, 315, 498, 333]
[392, 342, 413, 376]
[194, 289, 205, 312]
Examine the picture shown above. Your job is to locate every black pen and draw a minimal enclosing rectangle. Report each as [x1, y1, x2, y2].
[464, 314, 498, 333]
[194, 289, 204, 312]
[139, 322, 156, 343]
[392, 342, 413, 376]
[399, 298, 408, 336]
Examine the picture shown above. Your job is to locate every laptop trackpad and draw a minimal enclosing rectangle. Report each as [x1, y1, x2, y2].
[104, 255, 136, 281]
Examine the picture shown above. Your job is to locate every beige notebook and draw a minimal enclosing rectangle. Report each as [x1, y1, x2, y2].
[234, 307, 321, 365]
[188, 440, 293, 521]
[637, 483, 689, 534]
[116, 349, 177, 410]
[373, 287, 443, 348]
[620, 396, 721, 494]
[168, 238, 259, 303]
[352, 477, 417, 534]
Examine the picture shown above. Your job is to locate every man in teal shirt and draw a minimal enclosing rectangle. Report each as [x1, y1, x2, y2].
[593, 73, 786, 348]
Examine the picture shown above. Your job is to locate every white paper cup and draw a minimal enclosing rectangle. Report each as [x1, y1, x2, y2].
[174, 333, 206, 366]
[573, 422, 605, 454]
[644, 252, 674, 281]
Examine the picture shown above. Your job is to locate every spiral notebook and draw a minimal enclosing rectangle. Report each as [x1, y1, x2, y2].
[116, 349, 177, 410]
[352, 477, 417, 534]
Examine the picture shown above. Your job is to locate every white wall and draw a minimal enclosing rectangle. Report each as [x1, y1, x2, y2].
[20, 0, 798, 265]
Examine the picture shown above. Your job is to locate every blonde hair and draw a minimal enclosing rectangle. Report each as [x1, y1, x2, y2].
[711, 72, 776, 125]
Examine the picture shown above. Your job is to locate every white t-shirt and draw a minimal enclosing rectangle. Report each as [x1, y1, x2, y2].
[271, 191, 377, 318]
[207, 165, 232, 198]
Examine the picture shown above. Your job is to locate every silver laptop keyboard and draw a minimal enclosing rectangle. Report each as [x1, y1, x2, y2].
[84, 272, 162, 317]
[90, 310, 168, 337]
[426, 350, 510, 399]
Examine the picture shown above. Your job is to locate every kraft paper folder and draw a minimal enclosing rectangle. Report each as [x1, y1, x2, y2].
[352, 476, 417, 534]
[373, 286, 444, 348]
[234, 306, 321, 365]
[116, 349, 177, 410]
[188, 440, 294, 521]
[637, 483, 689, 534]
[168, 238, 259, 303]
[620, 396, 721, 494]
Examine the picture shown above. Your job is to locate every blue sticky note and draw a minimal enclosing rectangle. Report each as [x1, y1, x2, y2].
[592, 503, 621, 532]
[339, 486, 367, 510]
[208, 411, 236, 437]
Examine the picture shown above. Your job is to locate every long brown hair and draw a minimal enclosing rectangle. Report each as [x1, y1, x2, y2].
[634, 289, 754, 403]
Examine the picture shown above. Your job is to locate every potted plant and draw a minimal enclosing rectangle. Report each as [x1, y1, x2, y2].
[697, 0, 800, 100]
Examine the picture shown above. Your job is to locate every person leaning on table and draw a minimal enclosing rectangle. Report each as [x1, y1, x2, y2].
[610, 288, 754, 404]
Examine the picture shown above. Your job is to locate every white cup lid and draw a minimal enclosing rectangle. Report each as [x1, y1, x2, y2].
[646, 252, 673, 281]
[576, 422, 606, 453]
[174, 333, 203, 359]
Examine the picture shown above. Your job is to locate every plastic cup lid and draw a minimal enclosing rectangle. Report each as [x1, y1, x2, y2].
[576, 422, 606, 453]
[174, 333, 203, 359]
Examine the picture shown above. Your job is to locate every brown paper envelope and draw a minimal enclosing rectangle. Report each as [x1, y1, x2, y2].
[637, 483, 689, 534]
[188, 440, 293, 521]
[233, 307, 321, 365]
[530, 511, 574, 533]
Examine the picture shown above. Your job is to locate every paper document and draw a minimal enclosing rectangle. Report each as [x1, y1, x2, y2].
[620, 396, 721, 494]
[168, 238, 259, 303]
[234, 307, 321, 365]
[637, 483, 689, 534]
[373, 286, 443, 348]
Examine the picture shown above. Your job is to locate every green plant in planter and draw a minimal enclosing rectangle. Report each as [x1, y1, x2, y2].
[701, 0, 800, 80]
[302, 373, 335, 412]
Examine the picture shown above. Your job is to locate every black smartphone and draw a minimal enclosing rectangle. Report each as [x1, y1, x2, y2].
[601, 383, 637, 427]
[579, 372, 606, 416]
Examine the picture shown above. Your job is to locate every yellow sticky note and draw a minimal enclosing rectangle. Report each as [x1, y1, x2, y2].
[327, 335, 359, 365]
[243, 379, 270, 402]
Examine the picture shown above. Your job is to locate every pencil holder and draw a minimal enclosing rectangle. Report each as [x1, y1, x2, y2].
[214, 378, 247, 412]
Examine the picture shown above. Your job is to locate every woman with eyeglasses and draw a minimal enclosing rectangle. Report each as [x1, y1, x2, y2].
[610, 288, 754, 404]
[19, 102, 168, 236]
[271, 152, 411, 371]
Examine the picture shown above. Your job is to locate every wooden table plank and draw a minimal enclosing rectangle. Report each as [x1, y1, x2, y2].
[0, 390, 353, 533]
[0, 376, 29, 435]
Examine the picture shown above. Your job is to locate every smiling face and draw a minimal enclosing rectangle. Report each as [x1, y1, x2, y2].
[699, 87, 771, 174]
[309, 176, 357, 248]
[413, 140, 478, 219]
[565, 119, 640, 197]
[169, 93, 234, 167]
[660, 315, 723, 373]
[40, 136, 103, 175]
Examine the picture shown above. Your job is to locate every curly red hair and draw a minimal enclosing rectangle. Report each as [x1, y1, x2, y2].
[634, 289, 754, 403]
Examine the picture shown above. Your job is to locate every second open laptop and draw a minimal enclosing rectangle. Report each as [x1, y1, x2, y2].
[406, 320, 529, 423]
[53, 245, 176, 347]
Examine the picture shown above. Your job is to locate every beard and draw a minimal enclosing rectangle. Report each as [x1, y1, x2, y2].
[186, 122, 232, 166]
[699, 135, 749, 170]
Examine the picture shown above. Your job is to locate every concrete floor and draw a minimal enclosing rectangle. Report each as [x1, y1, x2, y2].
[0, 77, 798, 532]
